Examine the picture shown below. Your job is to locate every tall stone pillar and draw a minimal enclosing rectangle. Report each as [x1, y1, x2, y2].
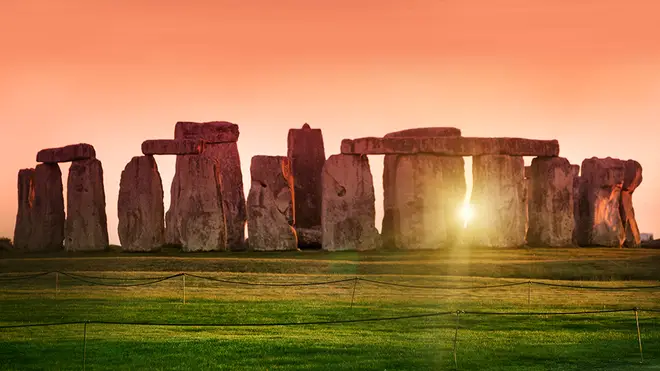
[65, 159, 109, 251]
[527, 157, 575, 247]
[172, 121, 246, 251]
[381, 127, 464, 249]
[620, 160, 643, 247]
[13, 169, 35, 250]
[321, 154, 380, 251]
[287, 124, 326, 230]
[469, 155, 526, 248]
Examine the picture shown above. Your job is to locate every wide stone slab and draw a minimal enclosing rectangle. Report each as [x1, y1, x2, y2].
[118, 156, 165, 252]
[174, 121, 239, 143]
[341, 137, 559, 156]
[37, 143, 96, 163]
[141, 140, 204, 155]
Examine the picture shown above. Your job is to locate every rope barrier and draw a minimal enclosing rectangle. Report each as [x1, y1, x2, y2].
[57, 272, 184, 287]
[185, 273, 357, 287]
[358, 277, 526, 290]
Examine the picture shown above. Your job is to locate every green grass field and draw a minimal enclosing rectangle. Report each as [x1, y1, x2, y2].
[1, 247, 659, 370]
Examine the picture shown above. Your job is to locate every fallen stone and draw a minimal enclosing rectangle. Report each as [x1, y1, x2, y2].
[295, 226, 322, 249]
[141, 139, 204, 155]
[166, 155, 227, 252]
[37, 143, 96, 163]
[469, 155, 526, 248]
[247, 181, 298, 251]
[382, 128, 463, 249]
[173, 122, 246, 251]
[27, 164, 65, 251]
[527, 157, 576, 247]
[174, 121, 239, 143]
[641, 239, 660, 248]
[620, 160, 643, 247]
[321, 154, 380, 251]
[341, 137, 560, 157]
[288, 123, 326, 230]
[575, 157, 626, 247]
[118, 156, 165, 252]
[65, 159, 109, 251]
[13, 169, 35, 250]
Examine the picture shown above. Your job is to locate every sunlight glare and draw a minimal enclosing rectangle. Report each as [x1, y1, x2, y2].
[460, 203, 474, 228]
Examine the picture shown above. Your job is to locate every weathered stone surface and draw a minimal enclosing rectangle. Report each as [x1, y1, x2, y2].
[382, 128, 463, 249]
[37, 143, 96, 163]
[118, 156, 165, 252]
[288, 124, 326, 230]
[27, 164, 65, 251]
[295, 226, 322, 248]
[246, 156, 297, 251]
[620, 160, 643, 247]
[469, 155, 526, 248]
[247, 181, 298, 252]
[523, 166, 532, 240]
[527, 157, 575, 247]
[13, 169, 35, 250]
[141, 140, 204, 155]
[166, 155, 227, 252]
[250, 156, 295, 224]
[174, 121, 239, 143]
[65, 159, 109, 251]
[321, 154, 380, 251]
[173, 122, 246, 250]
[341, 137, 560, 157]
[575, 157, 626, 247]
[571, 165, 581, 245]
[384, 155, 465, 250]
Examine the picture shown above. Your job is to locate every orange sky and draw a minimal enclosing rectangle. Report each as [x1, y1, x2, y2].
[1, 0, 659, 244]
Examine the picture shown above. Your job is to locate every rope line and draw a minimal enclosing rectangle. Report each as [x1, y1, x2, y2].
[57, 272, 183, 287]
[185, 273, 357, 287]
[2, 308, 658, 330]
[358, 277, 526, 290]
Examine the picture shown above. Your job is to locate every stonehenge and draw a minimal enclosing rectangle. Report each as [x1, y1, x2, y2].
[246, 156, 297, 251]
[118, 156, 165, 252]
[12, 123, 647, 254]
[322, 154, 380, 251]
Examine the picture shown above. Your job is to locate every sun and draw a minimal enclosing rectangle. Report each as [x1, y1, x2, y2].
[459, 203, 474, 228]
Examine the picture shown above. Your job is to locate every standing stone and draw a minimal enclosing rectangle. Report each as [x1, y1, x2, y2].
[382, 127, 463, 249]
[13, 169, 35, 250]
[27, 164, 65, 251]
[570, 165, 581, 245]
[247, 156, 297, 251]
[287, 124, 326, 230]
[523, 166, 532, 240]
[620, 160, 643, 247]
[173, 121, 246, 251]
[469, 155, 526, 248]
[118, 156, 165, 252]
[576, 157, 626, 247]
[166, 155, 227, 252]
[527, 157, 575, 247]
[65, 159, 109, 251]
[321, 154, 380, 251]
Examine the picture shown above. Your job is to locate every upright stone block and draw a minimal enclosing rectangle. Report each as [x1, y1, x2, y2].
[118, 156, 165, 252]
[247, 156, 297, 251]
[321, 154, 380, 251]
[25, 164, 66, 251]
[287, 123, 326, 230]
[65, 159, 109, 251]
[527, 157, 575, 247]
[469, 155, 526, 248]
[166, 155, 227, 252]
[173, 121, 246, 250]
[620, 160, 643, 247]
[382, 127, 463, 249]
[13, 169, 35, 250]
[575, 157, 626, 247]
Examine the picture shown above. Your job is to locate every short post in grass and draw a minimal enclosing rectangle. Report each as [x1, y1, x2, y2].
[527, 281, 531, 307]
[55, 272, 59, 297]
[452, 310, 461, 369]
[350, 277, 359, 309]
[82, 321, 88, 371]
[634, 308, 643, 363]
[183, 274, 186, 304]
